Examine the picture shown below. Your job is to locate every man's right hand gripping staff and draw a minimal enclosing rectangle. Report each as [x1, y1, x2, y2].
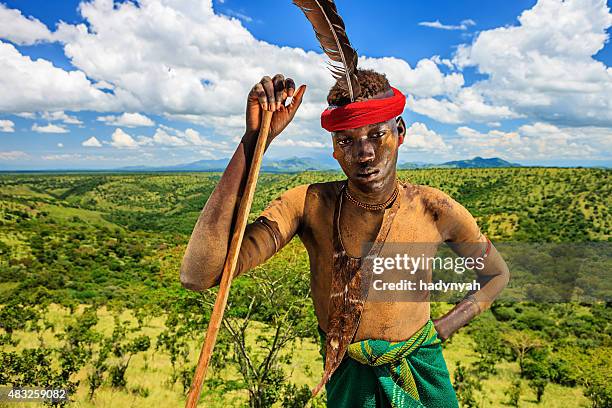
[179, 74, 306, 291]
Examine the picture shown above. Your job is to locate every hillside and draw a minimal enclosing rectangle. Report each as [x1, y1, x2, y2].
[399, 156, 521, 169]
[436, 156, 521, 168]
[0, 168, 610, 407]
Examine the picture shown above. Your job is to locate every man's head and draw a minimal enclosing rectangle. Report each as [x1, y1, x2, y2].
[326, 69, 406, 193]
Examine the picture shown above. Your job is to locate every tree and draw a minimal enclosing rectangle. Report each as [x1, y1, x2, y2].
[522, 348, 551, 404]
[453, 362, 482, 408]
[206, 243, 318, 408]
[106, 316, 151, 389]
[556, 346, 612, 408]
[86, 338, 112, 400]
[583, 371, 612, 408]
[156, 291, 211, 392]
[468, 313, 507, 377]
[529, 378, 547, 403]
[503, 330, 543, 376]
[504, 379, 521, 407]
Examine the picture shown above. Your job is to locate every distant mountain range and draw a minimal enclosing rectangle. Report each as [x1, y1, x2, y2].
[118, 156, 338, 173]
[4, 156, 608, 172]
[399, 156, 522, 169]
[117, 156, 521, 173]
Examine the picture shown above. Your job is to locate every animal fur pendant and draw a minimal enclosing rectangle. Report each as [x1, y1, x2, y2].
[312, 184, 401, 396]
[312, 242, 363, 396]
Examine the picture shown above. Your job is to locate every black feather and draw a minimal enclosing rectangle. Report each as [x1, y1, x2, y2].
[293, 0, 361, 101]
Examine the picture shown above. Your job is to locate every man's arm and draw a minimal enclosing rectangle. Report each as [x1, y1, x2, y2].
[432, 194, 510, 341]
[180, 75, 306, 291]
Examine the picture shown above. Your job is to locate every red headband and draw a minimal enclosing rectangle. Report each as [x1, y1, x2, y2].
[321, 87, 406, 132]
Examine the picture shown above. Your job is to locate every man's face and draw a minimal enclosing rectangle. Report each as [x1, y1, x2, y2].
[332, 116, 406, 192]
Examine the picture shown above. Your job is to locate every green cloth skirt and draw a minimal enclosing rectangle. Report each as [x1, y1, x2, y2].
[318, 320, 459, 408]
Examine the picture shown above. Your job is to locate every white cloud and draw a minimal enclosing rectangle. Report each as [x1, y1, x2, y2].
[109, 128, 138, 148]
[406, 89, 520, 124]
[452, 122, 610, 160]
[15, 112, 36, 119]
[41, 153, 125, 162]
[419, 19, 476, 31]
[42, 154, 76, 161]
[0, 150, 28, 160]
[0, 0, 609, 163]
[431, 55, 455, 70]
[0, 119, 15, 132]
[135, 135, 154, 146]
[518, 122, 611, 156]
[137, 126, 224, 148]
[223, 10, 253, 23]
[360, 56, 520, 125]
[403, 122, 450, 151]
[82, 136, 102, 147]
[49, 0, 333, 136]
[196, 149, 217, 159]
[42, 111, 83, 125]
[183, 128, 205, 145]
[46, 0, 463, 140]
[93, 80, 114, 90]
[0, 4, 53, 45]
[360, 57, 464, 98]
[99, 124, 233, 150]
[97, 112, 155, 127]
[57, 143, 64, 148]
[0, 41, 118, 113]
[32, 123, 68, 133]
[453, 0, 612, 126]
[453, 126, 534, 161]
[150, 127, 189, 146]
[274, 138, 330, 148]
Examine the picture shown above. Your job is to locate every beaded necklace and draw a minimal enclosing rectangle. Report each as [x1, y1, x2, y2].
[344, 181, 399, 211]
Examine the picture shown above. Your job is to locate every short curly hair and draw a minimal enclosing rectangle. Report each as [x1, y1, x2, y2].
[327, 69, 391, 106]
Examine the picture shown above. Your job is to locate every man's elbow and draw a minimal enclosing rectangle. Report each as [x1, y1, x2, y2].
[179, 262, 218, 292]
[499, 262, 511, 289]
[504, 266, 511, 286]
[180, 274, 206, 292]
[489, 248, 510, 288]
[179, 266, 204, 291]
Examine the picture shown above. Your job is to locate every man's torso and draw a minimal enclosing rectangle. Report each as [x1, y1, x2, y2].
[291, 180, 458, 341]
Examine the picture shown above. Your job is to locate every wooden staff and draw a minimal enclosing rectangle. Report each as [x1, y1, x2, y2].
[185, 109, 274, 408]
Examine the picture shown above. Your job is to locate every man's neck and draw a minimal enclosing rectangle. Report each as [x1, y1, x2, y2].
[346, 170, 398, 205]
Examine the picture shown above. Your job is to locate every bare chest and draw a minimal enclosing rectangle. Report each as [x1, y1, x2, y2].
[338, 204, 384, 258]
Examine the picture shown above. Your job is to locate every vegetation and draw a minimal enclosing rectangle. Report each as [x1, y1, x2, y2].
[0, 168, 609, 407]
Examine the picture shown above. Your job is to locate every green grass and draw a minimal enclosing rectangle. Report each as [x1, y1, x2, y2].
[2, 305, 320, 407]
[1, 305, 590, 408]
[37, 204, 120, 230]
[0, 282, 19, 296]
[442, 333, 589, 407]
[0, 185, 53, 199]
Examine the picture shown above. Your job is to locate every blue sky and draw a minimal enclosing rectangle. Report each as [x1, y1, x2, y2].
[0, 0, 610, 169]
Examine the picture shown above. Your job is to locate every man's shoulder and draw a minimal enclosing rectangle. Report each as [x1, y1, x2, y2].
[269, 180, 342, 214]
[305, 180, 344, 199]
[400, 182, 460, 221]
[401, 182, 454, 203]
[281, 180, 343, 201]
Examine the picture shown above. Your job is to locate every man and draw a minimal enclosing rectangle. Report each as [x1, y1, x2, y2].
[180, 70, 510, 407]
